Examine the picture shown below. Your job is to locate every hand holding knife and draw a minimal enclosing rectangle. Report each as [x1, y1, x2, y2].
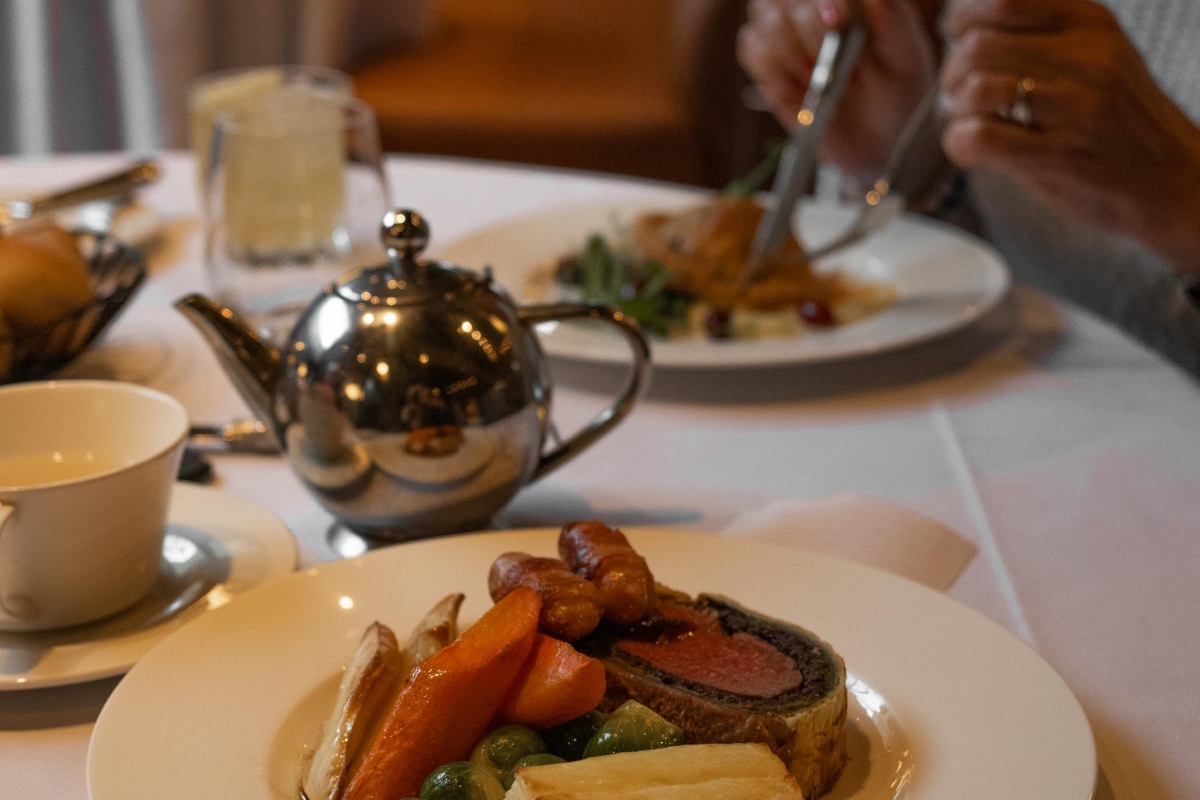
[745, 1, 866, 282]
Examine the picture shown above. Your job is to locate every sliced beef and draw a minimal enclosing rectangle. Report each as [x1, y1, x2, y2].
[575, 589, 848, 799]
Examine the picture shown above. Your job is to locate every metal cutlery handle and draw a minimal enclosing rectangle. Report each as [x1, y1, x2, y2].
[187, 420, 281, 455]
[806, 85, 940, 261]
[805, 193, 905, 262]
[1, 159, 160, 226]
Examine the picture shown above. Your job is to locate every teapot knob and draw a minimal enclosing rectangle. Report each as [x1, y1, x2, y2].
[381, 209, 430, 260]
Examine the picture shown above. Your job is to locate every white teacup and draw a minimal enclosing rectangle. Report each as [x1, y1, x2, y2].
[0, 380, 188, 631]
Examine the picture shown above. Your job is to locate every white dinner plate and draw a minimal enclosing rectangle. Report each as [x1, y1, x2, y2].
[88, 528, 1094, 800]
[0, 483, 296, 690]
[436, 194, 1011, 368]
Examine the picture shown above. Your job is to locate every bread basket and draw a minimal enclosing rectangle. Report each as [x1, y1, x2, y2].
[0, 230, 146, 383]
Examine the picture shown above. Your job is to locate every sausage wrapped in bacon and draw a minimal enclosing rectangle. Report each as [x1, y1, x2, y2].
[559, 521, 656, 624]
[488, 552, 603, 641]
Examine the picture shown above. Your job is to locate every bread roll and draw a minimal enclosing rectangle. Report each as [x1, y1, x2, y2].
[0, 224, 92, 330]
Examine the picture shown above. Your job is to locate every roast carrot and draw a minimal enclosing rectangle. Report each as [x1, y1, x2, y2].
[495, 633, 607, 729]
[342, 588, 542, 800]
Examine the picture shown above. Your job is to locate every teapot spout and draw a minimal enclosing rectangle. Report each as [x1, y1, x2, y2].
[175, 294, 284, 448]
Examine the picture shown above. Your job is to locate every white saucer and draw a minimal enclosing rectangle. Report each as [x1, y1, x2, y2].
[0, 483, 296, 691]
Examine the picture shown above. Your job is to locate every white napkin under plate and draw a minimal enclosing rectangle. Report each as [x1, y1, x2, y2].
[722, 494, 977, 592]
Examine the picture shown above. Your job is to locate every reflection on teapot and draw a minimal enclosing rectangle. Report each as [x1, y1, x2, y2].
[285, 386, 373, 495]
[177, 209, 650, 540]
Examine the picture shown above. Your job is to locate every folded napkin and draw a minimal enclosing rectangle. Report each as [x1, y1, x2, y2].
[721, 494, 977, 592]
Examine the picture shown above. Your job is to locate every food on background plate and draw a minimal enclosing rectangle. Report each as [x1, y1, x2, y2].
[304, 521, 847, 799]
[530, 195, 895, 340]
[506, 742, 805, 800]
[0, 221, 91, 332]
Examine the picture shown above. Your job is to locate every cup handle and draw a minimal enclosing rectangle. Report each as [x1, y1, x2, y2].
[516, 303, 651, 480]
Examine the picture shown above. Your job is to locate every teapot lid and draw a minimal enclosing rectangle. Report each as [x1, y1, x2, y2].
[333, 209, 487, 307]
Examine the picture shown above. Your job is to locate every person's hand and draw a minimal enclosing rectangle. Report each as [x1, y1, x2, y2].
[941, 0, 1200, 272]
[737, 0, 939, 180]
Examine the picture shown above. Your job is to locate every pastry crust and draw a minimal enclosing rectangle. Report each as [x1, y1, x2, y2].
[579, 591, 848, 799]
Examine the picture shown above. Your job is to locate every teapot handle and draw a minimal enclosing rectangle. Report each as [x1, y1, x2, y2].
[516, 304, 650, 480]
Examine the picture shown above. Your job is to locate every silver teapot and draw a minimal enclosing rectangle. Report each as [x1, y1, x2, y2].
[177, 209, 649, 540]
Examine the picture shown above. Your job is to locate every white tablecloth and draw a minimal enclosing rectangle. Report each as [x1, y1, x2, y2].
[3, 153, 1198, 800]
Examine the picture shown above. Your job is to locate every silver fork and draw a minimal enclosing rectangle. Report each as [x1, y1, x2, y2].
[805, 85, 940, 261]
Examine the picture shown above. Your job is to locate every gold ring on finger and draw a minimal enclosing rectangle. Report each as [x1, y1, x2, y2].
[998, 77, 1037, 129]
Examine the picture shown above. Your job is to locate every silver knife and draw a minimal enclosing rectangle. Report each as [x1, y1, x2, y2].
[745, 10, 865, 281]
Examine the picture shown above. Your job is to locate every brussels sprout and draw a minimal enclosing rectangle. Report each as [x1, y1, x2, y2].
[582, 701, 684, 758]
[418, 761, 505, 800]
[542, 711, 608, 761]
[503, 753, 567, 790]
[487, 725, 546, 769]
[468, 739, 504, 785]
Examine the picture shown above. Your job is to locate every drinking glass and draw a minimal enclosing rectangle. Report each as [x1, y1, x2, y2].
[189, 65, 352, 200]
[201, 88, 390, 342]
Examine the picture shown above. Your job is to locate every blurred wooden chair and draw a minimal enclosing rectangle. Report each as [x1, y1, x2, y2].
[352, 0, 778, 187]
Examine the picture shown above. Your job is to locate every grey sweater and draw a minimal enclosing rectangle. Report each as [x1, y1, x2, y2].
[969, 0, 1200, 375]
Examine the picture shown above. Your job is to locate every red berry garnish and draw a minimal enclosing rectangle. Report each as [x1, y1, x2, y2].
[799, 301, 834, 326]
[705, 309, 732, 339]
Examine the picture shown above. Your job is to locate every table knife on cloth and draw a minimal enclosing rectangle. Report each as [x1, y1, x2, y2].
[187, 420, 280, 454]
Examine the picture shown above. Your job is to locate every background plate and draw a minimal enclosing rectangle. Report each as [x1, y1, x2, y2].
[87, 528, 1093, 800]
[436, 195, 1011, 368]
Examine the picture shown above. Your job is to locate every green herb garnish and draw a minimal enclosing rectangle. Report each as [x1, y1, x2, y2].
[564, 143, 792, 337]
[570, 234, 690, 337]
[723, 139, 788, 197]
